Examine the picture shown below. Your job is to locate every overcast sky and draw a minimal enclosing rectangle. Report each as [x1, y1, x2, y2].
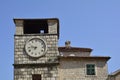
[0, 0, 120, 80]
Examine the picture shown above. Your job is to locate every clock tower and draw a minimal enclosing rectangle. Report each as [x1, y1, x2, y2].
[13, 18, 59, 80]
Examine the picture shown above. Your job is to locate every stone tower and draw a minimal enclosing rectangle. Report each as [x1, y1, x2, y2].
[13, 18, 59, 80]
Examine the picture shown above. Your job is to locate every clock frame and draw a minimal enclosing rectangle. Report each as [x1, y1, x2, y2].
[24, 38, 47, 58]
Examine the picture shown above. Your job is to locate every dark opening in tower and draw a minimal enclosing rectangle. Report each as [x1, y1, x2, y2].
[24, 20, 48, 34]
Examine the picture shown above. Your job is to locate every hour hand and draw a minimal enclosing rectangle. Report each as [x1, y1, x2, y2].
[34, 46, 37, 50]
[31, 46, 37, 50]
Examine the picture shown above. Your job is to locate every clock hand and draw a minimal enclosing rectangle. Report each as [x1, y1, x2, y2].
[34, 46, 37, 50]
[31, 46, 37, 50]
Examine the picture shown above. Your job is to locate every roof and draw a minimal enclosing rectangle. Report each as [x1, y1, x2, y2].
[13, 18, 59, 23]
[60, 56, 111, 61]
[109, 69, 120, 76]
[58, 47, 92, 52]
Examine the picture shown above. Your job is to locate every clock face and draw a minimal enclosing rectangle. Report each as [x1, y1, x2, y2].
[25, 38, 47, 58]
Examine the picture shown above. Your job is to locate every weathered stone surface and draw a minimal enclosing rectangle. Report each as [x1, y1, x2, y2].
[14, 35, 58, 64]
[14, 35, 59, 80]
[59, 58, 108, 80]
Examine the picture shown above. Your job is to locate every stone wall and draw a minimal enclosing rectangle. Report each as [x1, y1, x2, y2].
[14, 66, 58, 80]
[14, 35, 58, 64]
[14, 35, 59, 80]
[59, 58, 108, 80]
[115, 73, 120, 80]
[108, 73, 120, 80]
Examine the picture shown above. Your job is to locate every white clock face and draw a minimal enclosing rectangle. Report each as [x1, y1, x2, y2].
[25, 38, 47, 58]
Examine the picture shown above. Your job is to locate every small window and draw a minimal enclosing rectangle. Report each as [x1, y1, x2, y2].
[32, 74, 41, 80]
[86, 64, 95, 75]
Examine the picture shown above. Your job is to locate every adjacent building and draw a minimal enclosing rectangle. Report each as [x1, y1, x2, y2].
[108, 69, 120, 80]
[58, 41, 110, 80]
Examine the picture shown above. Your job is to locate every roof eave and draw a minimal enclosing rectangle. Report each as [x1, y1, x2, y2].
[59, 56, 111, 61]
[58, 47, 93, 52]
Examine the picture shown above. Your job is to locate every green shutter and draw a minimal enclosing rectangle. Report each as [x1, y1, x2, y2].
[86, 64, 95, 75]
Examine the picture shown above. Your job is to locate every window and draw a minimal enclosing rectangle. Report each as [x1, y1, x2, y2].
[32, 74, 41, 80]
[86, 64, 95, 75]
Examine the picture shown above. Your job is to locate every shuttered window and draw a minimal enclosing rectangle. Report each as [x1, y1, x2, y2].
[86, 64, 95, 75]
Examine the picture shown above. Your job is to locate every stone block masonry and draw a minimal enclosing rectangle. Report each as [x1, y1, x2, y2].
[14, 35, 58, 64]
[14, 35, 59, 80]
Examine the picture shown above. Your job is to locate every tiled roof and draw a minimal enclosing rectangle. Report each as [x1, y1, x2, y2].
[58, 47, 92, 52]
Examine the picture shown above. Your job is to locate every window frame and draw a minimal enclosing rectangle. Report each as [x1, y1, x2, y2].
[86, 64, 96, 76]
